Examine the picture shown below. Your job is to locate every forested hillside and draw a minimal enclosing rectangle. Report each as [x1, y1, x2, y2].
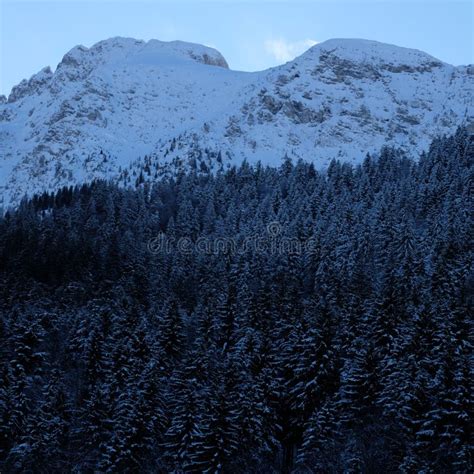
[0, 129, 472, 472]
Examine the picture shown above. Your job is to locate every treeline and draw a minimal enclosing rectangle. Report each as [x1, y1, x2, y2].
[0, 128, 472, 472]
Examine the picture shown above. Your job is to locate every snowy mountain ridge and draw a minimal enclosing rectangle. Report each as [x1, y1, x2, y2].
[1, 37, 472, 208]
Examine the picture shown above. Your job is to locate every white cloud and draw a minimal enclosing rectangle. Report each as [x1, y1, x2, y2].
[264, 38, 318, 63]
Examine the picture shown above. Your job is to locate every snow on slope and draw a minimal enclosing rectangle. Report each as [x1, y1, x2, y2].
[0, 37, 472, 208]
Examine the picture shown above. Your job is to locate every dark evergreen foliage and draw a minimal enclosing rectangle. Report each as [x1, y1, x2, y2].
[0, 129, 472, 472]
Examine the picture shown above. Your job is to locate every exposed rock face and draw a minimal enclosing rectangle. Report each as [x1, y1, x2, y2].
[8, 66, 53, 103]
[0, 37, 472, 208]
[187, 50, 229, 69]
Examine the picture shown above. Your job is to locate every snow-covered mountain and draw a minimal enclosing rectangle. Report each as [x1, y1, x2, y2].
[1, 37, 472, 208]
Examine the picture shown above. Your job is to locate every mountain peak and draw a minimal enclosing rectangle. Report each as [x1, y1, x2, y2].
[302, 38, 445, 69]
[1, 37, 471, 209]
[57, 36, 229, 71]
[7, 37, 229, 103]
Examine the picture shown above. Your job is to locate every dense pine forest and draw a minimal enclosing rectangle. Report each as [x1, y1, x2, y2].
[0, 129, 472, 473]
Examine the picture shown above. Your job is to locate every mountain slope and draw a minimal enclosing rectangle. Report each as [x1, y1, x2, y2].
[1, 37, 472, 208]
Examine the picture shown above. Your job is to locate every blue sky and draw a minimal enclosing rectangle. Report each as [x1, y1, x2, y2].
[1, 0, 473, 96]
